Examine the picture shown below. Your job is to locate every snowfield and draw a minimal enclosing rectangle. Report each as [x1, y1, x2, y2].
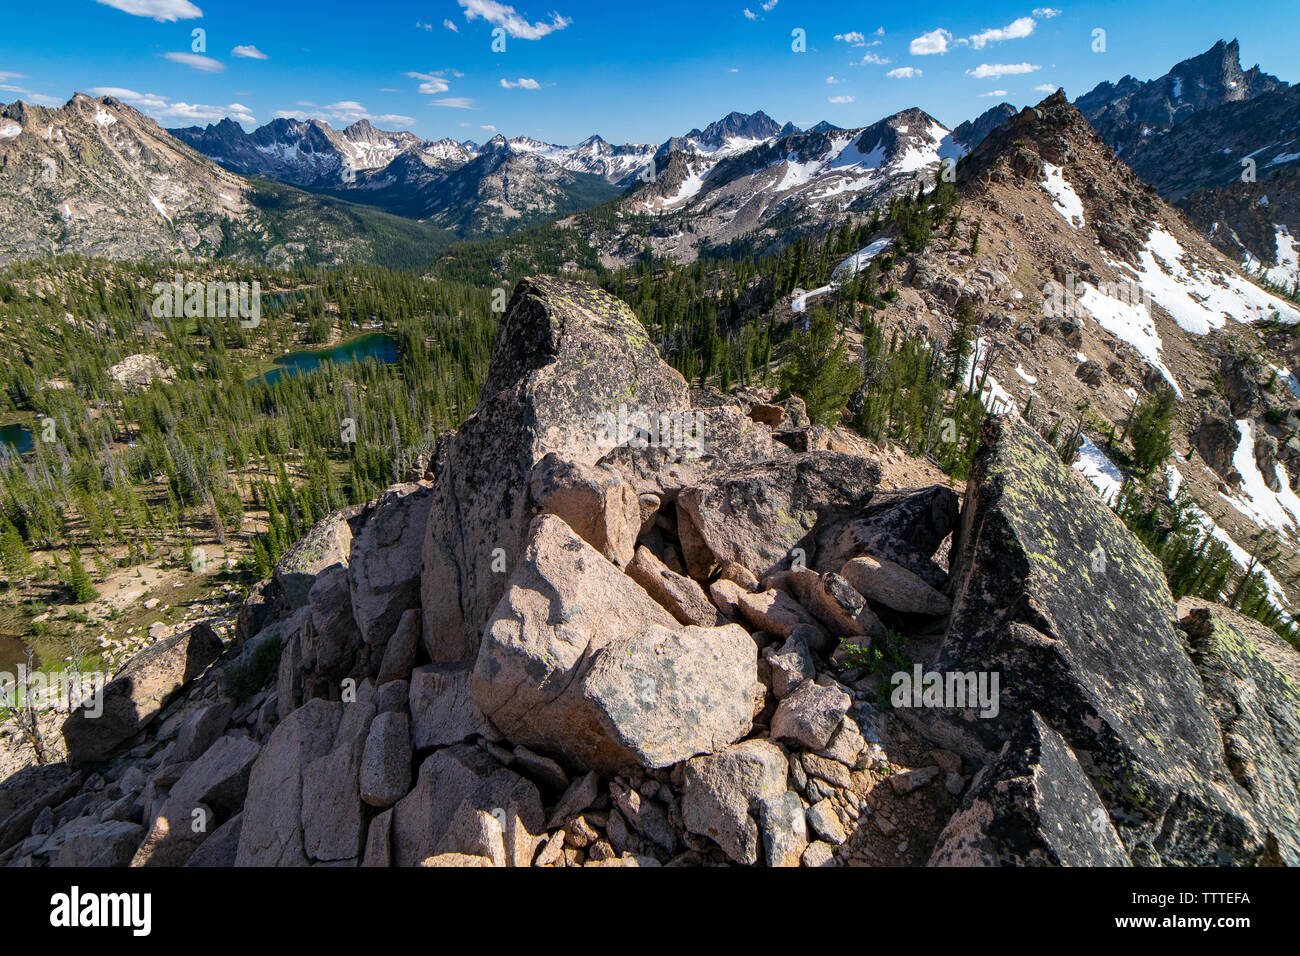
[832, 238, 893, 281]
[1122, 227, 1300, 335]
[148, 194, 171, 224]
[1162, 460, 1291, 614]
[1270, 364, 1300, 399]
[1073, 435, 1124, 503]
[1220, 418, 1300, 537]
[793, 238, 894, 312]
[1041, 162, 1085, 228]
[1076, 281, 1183, 396]
[644, 163, 710, 212]
[962, 337, 1016, 415]
[1259, 225, 1299, 288]
[1192, 505, 1290, 608]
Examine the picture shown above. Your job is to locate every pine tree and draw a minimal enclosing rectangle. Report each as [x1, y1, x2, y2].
[1128, 388, 1177, 476]
[778, 310, 862, 427]
[945, 302, 977, 388]
[66, 546, 98, 604]
[0, 520, 33, 588]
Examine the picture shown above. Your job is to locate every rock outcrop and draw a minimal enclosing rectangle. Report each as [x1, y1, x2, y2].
[13, 276, 1300, 871]
[63, 623, 224, 763]
[419, 277, 691, 662]
[1178, 598, 1300, 865]
[926, 415, 1264, 865]
[472, 514, 758, 772]
[929, 712, 1131, 866]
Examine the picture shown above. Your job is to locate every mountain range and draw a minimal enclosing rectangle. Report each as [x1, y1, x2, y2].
[1075, 38, 1300, 289]
[167, 109, 812, 234]
[4, 36, 1300, 872]
[2, 38, 1297, 288]
[0, 94, 456, 268]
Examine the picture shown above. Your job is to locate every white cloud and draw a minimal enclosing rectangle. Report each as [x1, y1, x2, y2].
[1034, 8, 1063, 18]
[163, 52, 224, 73]
[94, 0, 202, 21]
[743, 8, 757, 19]
[1034, 83, 1058, 92]
[406, 71, 450, 94]
[834, 31, 865, 45]
[500, 77, 541, 89]
[457, 0, 570, 39]
[968, 16, 1036, 49]
[762, 0, 778, 9]
[272, 100, 415, 127]
[231, 45, 267, 60]
[415, 21, 433, 30]
[90, 86, 255, 126]
[0, 81, 63, 107]
[443, 18, 458, 31]
[860, 52, 890, 65]
[825, 75, 840, 84]
[829, 95, 855, 104]
[967, 62, 1039, 78]
[431, 97, 476, 109]
[480, 124, 497, 131]
[980, 89, 1009, 97]
[887, 66, 922, 78]
[909, 28, 952, 55]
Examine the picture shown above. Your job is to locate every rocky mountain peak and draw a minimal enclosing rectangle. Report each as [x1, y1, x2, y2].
[344, 118, 379, 136]
[1075, 38, 1286, 159]
[951, 101, 1018, 151]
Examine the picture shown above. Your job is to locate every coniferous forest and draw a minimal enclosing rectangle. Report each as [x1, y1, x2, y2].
[1, 165, 1294, 685]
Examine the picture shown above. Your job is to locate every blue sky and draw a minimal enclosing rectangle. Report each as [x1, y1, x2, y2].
[1, 0, 1296, 144]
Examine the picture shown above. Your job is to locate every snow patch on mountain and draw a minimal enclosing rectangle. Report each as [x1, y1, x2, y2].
[148, 194, 171, 224]
[1193, 505, 1289, 607]
[963, 337, 1016, 415]
[1121, 227, 1300, 334]
[1221, 417, 1300, 536]
[891, 123, 962, 174]
[833, 238, 894, 281]
[1260, 225, 1300, 287]
[1270, 364, 1300, 398]
[1076, 281, 1182, 395]
[1041, 162, 1084, 228]
[1073, 435, 1124, 503]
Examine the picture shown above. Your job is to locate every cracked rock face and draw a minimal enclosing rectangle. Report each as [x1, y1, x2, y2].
[930, 711, 1131, 866]
[1178, 597, 1300, 866]
[419, 276, 690, 664]
[471, 514, 758, 773]
[926, 415, 1263, 865]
